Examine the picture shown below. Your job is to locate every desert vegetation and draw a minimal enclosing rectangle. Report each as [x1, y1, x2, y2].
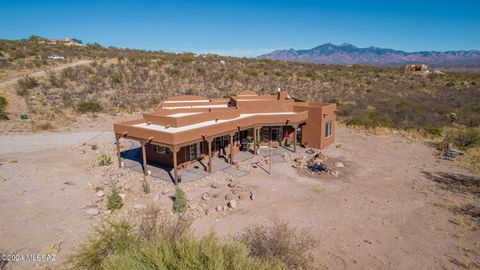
[0, 96, 8, 120]
[67, 206, 318, 270]
[4, 42, 477, 131]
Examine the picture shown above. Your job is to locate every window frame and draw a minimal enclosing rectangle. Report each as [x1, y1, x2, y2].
[325, 122, 333, 138]
[152, 145, 167, 155]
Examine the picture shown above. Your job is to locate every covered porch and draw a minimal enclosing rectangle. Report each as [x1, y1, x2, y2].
[114, 122, 305, 185]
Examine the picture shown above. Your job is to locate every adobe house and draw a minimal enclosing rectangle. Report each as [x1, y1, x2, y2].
[113, 89, 336, 184]
[404, 64, 428, 73]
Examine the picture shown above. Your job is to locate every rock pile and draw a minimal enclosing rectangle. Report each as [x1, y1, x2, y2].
[289, 148, 341, 177]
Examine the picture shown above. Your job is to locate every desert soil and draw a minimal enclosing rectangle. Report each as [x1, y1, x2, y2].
[0, 123, 478, 269]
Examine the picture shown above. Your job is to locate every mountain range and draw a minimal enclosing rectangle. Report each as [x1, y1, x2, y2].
[257, 43, 480, 71]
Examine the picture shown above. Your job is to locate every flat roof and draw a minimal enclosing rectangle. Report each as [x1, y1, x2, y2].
[166, 112, 202, 118]
[134, 112, 297, 133]
[162, 104, 230, 110]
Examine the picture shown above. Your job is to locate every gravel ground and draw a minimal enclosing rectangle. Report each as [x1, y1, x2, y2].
[0, 126, 479, 269]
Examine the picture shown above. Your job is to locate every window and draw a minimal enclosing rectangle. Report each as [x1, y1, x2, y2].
[152, 145, 167, 155]
[189, 143, 202, 160]
[325, 122, 333, 138]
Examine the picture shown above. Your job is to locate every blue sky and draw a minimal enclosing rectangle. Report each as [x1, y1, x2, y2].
[1, 0, 479, 57]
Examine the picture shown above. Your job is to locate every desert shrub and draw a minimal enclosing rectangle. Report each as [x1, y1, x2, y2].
[90, 144, 98, 150]
[77, 100, 102, 113]
[16, 76, 39, 96]
[107, 185, 123, 211]
[68, 220, 136, 269]
[0, 96, 8, 121]
[173, 187, 188, 213]
[139, 205, 190, 241]
[238, 219, 318, 270]
[423, 126, 443, 137]
[142, 179, 150, 194]
[69, 218, 284, 270]
[345, 111, 392, 129]
[98, 153, 112, 166]
[445, 128, 480, 150]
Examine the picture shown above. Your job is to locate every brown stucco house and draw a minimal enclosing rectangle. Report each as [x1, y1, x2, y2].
[113, 89, 336, 184]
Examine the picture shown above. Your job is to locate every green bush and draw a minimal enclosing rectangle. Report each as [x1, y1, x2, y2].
[173, 187, 188, 213]
[69, 218, 284, 270]
[98, 153, 112, 166]
[78, 100, 102, 113]
[107, 185, 123, 211]
[445, 128, 480, 150]
[67, 220, 135, 269]
[16, 76, 38, 96]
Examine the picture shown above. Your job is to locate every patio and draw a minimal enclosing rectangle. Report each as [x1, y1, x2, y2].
[121, 140, 257, 184]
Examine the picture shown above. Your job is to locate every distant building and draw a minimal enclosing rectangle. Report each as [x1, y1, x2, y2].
[404, 64, 428, 74]
[34, 37, 84, 46]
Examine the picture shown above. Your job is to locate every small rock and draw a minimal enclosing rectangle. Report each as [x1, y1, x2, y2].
[189, 203, 198, 210]
[228, 182, 237, 188]
[211, 183, 219, 189]
[85, 207, 99, 216]
[216, 205, 223, 212]
[250, 192, 255, 201]
[134, 203, 146, 210]
[228, 200, 237, 209]
[180, 214, 189, 221]
[119, 193, 126, 200]
[330, 170, 340, 177]
[96, 190, 105, 197]
[153, 195, 160, 202]
[202, 192, 211, 201]
[225, 192, 236, 201]
[334, 162, 345, 168]
[104, 210, 112, 215]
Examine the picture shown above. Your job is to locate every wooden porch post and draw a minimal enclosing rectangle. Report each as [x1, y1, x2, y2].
[293, 125, 297, 153]
[229, 133, 235, 164]
[268, 139, 272, 174]
[141, 141, 148, 176]
[253, 127, 257, 155]
[172, 148, 178, 185]
[207, 139, 212, 173]
[115, 134, 122, 168]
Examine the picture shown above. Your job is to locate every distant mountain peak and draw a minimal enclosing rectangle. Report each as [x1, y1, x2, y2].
[257, 43, 480, 70]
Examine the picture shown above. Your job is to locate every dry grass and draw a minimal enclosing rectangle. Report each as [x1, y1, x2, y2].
[458, 147, 480, 174]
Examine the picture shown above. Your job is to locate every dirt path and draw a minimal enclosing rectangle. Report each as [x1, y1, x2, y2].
[0, 60, 93, 88]
[0, 131, 114, 155]
[0, 60, 94, 133]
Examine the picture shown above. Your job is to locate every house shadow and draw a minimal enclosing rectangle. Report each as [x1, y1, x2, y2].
[121, 146, 175, 184]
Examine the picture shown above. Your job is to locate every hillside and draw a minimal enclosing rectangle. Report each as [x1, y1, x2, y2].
[0, 38, 479, 134]
[258, 43, 480, 71]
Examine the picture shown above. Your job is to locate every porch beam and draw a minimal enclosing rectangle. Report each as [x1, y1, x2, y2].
[229, 133, 234, 164]
[115, 134, 122, 168]
[141, 141, 148, 176]
[293, 125, 297, 153]
[172, 148, 179, 185]
[207, 139, 213, 173]
[253, 127, 257, 155]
